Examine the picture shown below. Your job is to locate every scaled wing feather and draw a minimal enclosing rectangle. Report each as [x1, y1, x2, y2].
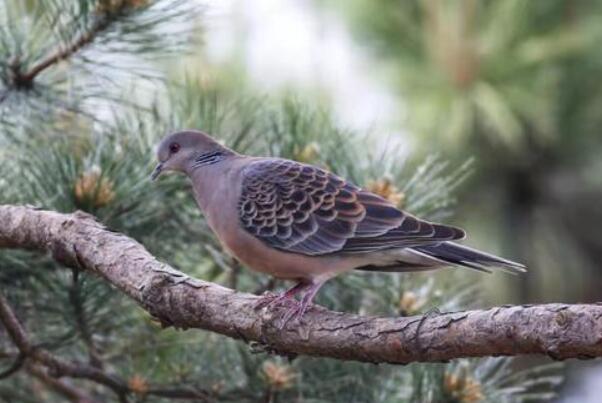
[239, 159, 464, 256]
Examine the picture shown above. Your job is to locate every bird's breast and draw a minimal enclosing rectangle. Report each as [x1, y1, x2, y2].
[190, 162, 362, 282]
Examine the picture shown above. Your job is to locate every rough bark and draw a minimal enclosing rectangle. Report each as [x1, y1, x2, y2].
[1, 204, 602, 364]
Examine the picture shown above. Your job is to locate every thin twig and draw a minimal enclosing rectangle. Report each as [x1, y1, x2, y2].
[27, 364, 100, 403]
[18, 16, 111, 84]
[0, 290, 215, 401]
[0, 352, 25, 380]
[227, 258, 242, 289]
[0, 291, 129, 399]
[69, 267, 104, 369]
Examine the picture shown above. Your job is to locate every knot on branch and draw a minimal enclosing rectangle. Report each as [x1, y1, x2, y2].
[140, 274, 176, 328]
[72, 210, 103, 224]
[5, 56, 34, 91]
[51, 241, 80, 269]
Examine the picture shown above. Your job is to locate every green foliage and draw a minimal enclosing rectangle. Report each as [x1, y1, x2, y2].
[0, 1, 564, 402]
[328, 0, 602, 151]
[325, 0, 602, 305]
[0, 0, 200, 125]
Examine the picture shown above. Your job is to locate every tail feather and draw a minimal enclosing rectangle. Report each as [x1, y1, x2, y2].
[413, 242, 526, 274]
[355, 242, 526, 274]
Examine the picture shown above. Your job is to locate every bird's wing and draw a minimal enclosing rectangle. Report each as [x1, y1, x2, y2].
[239, 159, 465, 256]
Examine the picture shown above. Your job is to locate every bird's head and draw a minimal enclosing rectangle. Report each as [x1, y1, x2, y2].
[151, 130, 233, 181]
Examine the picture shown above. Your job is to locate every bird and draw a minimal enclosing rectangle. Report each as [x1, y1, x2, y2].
[151, 130, 525, 324]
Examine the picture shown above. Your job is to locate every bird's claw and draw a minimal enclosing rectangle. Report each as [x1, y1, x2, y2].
[254, 291, 297, 310]
[277, 301, 312, 329]
[253, 292, 279, 310]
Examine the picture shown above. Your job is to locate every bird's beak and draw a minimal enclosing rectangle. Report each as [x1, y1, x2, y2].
[151, 163, 164, 181]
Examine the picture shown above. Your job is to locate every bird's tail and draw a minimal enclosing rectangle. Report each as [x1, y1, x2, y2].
[412, 242, 526, 274]
[355, 242, 526, 274]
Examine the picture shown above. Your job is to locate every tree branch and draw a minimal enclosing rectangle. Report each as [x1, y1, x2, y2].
[1, 204, 602, 364]
[0, 291, 130, 399]
[26, 364, 101, 403]
[9, 3, 139, 89]
[0, 352, 25, 380]
[0, 289, 215, 401]
[68, 268, 104, 369]
[16, 15, 111, 85]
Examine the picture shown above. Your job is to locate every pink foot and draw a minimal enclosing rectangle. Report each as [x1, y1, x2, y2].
[254, 281, 309, 310]
[253, 292, 280, 310]
[277, 281, 324, 329]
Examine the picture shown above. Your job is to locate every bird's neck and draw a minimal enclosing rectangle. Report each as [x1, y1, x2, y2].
[187, 155, 241, 214]
[189, 166, 218, 211]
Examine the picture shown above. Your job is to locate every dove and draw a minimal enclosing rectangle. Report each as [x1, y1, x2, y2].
[151, 130, 525, 323]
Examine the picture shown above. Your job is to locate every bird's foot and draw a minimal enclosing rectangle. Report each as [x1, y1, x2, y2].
[253, 291, 301, 311]
[276, 281, 324, 329]
[253, 292, 281, 310]
[277, 302, 307, 329]
[277, 294, 317, 329]
[254, 281, 310, 311]
[255, 294, 304, 329]
[255, 293, 307, 329]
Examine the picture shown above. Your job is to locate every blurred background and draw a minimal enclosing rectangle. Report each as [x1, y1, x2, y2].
[1, 0, 602, 401]
[203, 0, 602, 305]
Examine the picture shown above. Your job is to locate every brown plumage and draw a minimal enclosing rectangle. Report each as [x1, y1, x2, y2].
[152, 130, 525, 325]
[239, 158, 464, 255]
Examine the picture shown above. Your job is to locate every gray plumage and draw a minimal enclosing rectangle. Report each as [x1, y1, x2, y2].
[152, 130, 525, 323]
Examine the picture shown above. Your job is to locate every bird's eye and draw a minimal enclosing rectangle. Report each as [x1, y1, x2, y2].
[169, 143, 181, 154]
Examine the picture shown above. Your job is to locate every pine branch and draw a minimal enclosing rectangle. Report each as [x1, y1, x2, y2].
[69, 268, 104, 369]
[26, 364, 100, 403]
[0, 288, 218, 402]
[0, 352, 25, 380]
[0, 0, 200, 107]
[227, 258, 242, 289]
[15, 15, 111, 86]
[0, 291, 130, 400]
[1, 205, 601, 364]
